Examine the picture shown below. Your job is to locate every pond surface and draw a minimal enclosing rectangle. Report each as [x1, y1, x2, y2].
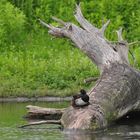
[1, 102, 140, 140]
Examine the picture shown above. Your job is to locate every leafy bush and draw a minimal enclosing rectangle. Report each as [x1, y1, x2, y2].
[0, 1, 26, 50]
[0, 0, 139, 97]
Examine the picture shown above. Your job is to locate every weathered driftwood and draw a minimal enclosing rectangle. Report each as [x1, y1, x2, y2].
[25, 105, 65, 120]
[25, 4, 140, 130]
[19, 120, 61, 128]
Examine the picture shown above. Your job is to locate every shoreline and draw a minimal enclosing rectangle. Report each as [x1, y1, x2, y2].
[0, 96, 71, 103]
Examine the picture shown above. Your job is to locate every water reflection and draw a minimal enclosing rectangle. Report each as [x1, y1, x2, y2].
[0, 102, 68, 140]
[1, 102, 140, 140]
[63, 111, 140, 140]
[64, 129, 96, 140]
[63, 124, 140, 140]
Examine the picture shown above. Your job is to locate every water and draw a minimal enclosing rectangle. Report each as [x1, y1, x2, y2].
[1, 102, 140, 140]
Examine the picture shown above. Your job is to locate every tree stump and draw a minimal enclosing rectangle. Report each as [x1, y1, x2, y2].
[25, 4, 140, 130]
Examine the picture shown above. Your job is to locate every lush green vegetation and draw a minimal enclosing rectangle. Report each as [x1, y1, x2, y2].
[0, 0, 140, 97]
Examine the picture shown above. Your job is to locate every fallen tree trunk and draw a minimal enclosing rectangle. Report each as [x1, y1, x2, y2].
[25, 105, 65, 120]
[25, 4, 140, 130]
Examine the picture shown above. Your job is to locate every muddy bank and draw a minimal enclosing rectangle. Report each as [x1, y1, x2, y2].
[0, 96, 71, 102]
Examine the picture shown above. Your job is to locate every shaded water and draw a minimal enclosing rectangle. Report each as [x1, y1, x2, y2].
[1, 102, 140, 140]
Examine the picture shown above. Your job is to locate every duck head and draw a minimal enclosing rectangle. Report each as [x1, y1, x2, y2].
[80, 89, 86, 95]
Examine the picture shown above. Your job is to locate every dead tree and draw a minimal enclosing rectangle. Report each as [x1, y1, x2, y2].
[25, 4, 140, 130]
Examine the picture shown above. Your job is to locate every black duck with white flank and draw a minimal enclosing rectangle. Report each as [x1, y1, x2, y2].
[72, 89, 90, 107]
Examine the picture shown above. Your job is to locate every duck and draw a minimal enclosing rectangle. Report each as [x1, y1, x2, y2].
[71, 89, 90, 108]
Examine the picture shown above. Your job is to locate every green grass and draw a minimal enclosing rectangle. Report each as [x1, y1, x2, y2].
[0, 0, 139, 98]
[0, 30, 139, 98]
[0, 31, 99, 97]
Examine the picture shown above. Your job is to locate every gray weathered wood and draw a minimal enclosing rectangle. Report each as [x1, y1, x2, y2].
[19, 120, 61, 128]
[25, 105, 65, 120]
[29, 4, 140, 130]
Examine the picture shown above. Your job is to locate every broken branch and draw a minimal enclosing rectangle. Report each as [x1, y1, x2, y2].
[74, 3, 99, 33]
[52, 16, 66, 25]
[129, 41, 140, 46]
[19, 120, 61, 128]
[100, 20, 110, 37]
[84, 77, 98, 83]
[116, 27, 123, 42]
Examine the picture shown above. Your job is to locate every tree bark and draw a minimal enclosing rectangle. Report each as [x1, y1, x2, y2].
[28, 4, 140, 130]
[25, 105, 65, 120]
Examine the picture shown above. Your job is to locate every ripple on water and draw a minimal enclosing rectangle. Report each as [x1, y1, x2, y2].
[0, 125, 64, 140]
[1, 102, 140, 140]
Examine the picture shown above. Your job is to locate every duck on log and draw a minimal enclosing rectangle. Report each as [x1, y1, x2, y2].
[25, 4, 140, 130]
